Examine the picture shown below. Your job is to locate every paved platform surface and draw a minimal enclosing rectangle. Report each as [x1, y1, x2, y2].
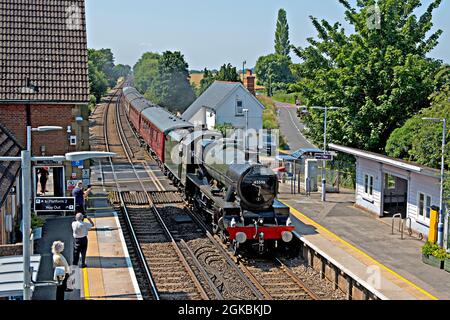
[82, 194, 141, 300]
[279, 184, 450, 300]
[33, 194, 141, 300]
[34, 216, 81, 301]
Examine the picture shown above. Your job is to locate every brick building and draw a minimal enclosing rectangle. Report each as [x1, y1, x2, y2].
[0, 0, 90, 205]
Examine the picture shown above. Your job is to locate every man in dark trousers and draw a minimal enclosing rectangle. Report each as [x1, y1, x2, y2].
[72, 181, 92, 217]
[72, 213, 95, 268]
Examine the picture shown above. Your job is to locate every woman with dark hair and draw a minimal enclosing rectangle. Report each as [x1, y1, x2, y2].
[38, 167, 49, 195]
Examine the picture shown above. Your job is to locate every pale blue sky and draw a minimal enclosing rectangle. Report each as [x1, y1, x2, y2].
[85, 0, 450, 70]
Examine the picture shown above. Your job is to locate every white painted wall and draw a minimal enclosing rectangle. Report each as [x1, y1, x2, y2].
[407, 172, 441, 236]
[215, 86, 263, 131]
[355, 157, 441, 238]
[355, 158, 383, 215]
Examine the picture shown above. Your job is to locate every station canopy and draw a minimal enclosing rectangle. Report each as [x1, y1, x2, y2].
[0, 255, 40, 298]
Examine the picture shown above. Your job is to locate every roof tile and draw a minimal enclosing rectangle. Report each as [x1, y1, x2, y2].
[0, 0, 89, 104]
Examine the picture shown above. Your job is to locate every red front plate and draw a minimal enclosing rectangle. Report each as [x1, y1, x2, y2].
[227, 226, 295, 241]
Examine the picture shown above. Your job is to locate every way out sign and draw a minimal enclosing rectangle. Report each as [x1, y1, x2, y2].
[34, 197, 76, 212]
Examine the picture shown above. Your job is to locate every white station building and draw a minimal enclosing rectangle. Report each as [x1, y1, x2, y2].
[330, 144, 444, 239]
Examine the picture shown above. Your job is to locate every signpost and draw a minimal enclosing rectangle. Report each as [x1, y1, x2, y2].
[34, 197, 75, 212]
[314, 152, 333, 161]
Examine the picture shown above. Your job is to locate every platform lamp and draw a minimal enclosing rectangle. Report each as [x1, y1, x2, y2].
[0, 146, 116, 301]
[311, 106, 341, 202]
[422, 117, 447, 248]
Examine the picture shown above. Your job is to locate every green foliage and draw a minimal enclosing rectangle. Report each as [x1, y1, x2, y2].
[433, 248, 448, 260]
[292, 0, 444, 152]
[258, 95, 279, 130]
[255, 54, 294, 96]
[196, 64, 240, 96]
[272, 92, 301, 105]
[386, 64, 449, 168]
[275, 8, 290, 57]
[216, 63, 240, 82]
[133, 52, 161, 94]
[113, 64, 132, 81]
[31, 214, 44, 230]
[88, 60, 108, 102]
[198, 68, 216, 96]
[88, 48, 116, 87]
[144, 51, 196, 113]
[88, 48, 129, 103]
[215, 123, 234, 136]
[422, 242, 439, 256]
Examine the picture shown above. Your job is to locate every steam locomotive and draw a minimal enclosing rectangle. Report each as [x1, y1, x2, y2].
[122, 87, 295, 254]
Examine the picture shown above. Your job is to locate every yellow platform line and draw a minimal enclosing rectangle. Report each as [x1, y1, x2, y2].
[281, 200, 438, 300]
[83, 267, 90, 300]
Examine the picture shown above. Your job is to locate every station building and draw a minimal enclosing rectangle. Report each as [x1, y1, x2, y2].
[0, 0, 90, 213]
[330, 144, 445, 241]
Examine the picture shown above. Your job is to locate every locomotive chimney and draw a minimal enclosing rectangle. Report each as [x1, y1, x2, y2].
[243, 69, 256, 96]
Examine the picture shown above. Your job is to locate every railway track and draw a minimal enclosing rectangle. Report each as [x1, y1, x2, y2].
[99, 86, 342, 301]
[103, 87, 212, 300]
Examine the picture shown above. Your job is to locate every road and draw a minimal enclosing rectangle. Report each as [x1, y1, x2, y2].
[275, 101, 317, 151]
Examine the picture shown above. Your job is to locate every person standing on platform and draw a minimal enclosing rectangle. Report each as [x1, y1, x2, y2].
[38, 167, 49, 195]
[72, 181, 92, 217]
[52, 241, 71, 301]
[72, 213, 95, 268]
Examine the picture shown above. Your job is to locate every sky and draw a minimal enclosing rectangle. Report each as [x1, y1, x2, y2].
[85, 0, 450, 70]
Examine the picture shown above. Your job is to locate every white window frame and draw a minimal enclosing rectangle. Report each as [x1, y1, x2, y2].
[364, 174, 374, 198]
[236, 100, 243, 116]
[417, 192, 432, 224]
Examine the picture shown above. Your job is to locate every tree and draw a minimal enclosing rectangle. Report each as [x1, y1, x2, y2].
[145, 51, 196, 113]
[275, 9, 290, 57]
[196, 64, 240, 96]
[88, 49, 116, 87]
[133, 52, 161, 94]
[292, 0, 443, 152]
[198, 68, 216, 95]
[255, 54, 294, 95]
[386, 65, 449, 169]
[216, 63, 240, 82]
[88, 60, 108, 103]
[113, 64, 132, 82]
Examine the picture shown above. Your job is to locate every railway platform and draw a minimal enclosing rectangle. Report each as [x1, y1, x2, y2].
[33, 192, 141, 300]
[81, 192, 142, 300]
[278, 184, 450, 300]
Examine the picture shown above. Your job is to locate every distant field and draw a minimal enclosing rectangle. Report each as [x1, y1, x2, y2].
[189, 72, 265, 91]
[190, 73, 204, 87]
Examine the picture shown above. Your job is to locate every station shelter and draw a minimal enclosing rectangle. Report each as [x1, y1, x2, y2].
[329, 144, 444, 240]
[276, 148, 327, 194]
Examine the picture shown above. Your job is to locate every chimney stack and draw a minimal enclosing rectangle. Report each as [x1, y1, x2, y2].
[243, 69, 256, 96]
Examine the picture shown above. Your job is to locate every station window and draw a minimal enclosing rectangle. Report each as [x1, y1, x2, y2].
[385, 173, 396, 190]
[236, 100, 243, 115]
[364, 174, 374, 196]
[418, 193, 432, 221]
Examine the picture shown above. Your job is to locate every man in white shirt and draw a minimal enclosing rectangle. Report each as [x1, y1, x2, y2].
[72, 213, 95, 268]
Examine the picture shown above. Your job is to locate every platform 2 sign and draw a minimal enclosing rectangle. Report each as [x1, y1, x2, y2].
[34, 197, 76, 212]
[314, 153, 333, 161]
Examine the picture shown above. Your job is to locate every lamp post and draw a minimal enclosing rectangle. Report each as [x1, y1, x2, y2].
[312, 106, 340, 202]
[0, 130, 116, 301]
[243, 109, 249, 162]
[422, 117, 447, 248]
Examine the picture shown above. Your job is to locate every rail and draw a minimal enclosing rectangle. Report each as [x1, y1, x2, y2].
[103, 87, 160, 300]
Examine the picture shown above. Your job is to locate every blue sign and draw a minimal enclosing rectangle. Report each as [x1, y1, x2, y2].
[71, 161, 83, 168]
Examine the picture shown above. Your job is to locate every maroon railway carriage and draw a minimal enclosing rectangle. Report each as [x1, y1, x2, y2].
[122, 87, 153, 133]
[139, 106, 193, 162]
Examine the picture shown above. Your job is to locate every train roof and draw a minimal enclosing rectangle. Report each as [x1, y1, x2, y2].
[123, 87, 155, 112]
[141, 107, 193, 134]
